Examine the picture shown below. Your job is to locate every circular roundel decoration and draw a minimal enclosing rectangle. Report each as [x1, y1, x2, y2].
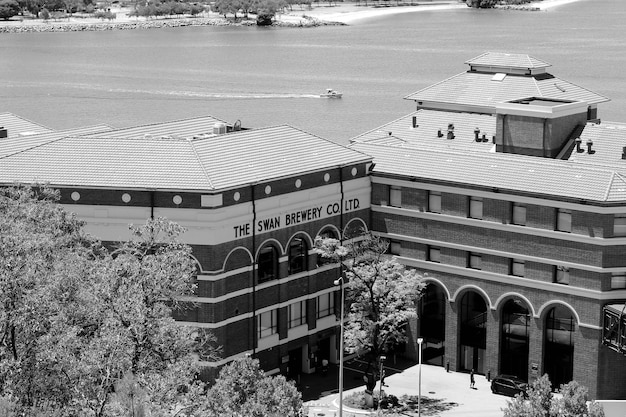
[121, 193, 131, 203]
[265, 185, 272, 195]
[173, 195, 183, 205]
[234, 191, 241, 202]
[71, 191, 80, 201]
[351, 167, 358, 177]
[295, 179, 302, 188]
[324, 173, 330, 182]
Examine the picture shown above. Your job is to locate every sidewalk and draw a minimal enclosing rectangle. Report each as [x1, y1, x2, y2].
[303, 361, 511, 416]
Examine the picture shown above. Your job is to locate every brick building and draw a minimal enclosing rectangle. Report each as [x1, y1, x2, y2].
[350, 52, 626, 399]
[2, 52, 626, 399]
[0, 115, 372, 379]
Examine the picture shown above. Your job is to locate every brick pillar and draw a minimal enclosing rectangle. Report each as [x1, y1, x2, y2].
[486, 308, 500, 379]
[445, 301, 458, 371]
[527, 316, 543, 385]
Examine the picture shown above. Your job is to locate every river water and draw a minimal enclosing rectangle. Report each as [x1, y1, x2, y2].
[1, 0, 624, 144]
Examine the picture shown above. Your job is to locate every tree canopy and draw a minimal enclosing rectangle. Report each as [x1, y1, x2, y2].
[314, 232, 424, 368]
[0, 0, 20, 19]
[503, 374, 605, 417]
[0, 185, 218, 416]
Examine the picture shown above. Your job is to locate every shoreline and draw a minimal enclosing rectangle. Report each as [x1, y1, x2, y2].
[0, 0, 588, 33]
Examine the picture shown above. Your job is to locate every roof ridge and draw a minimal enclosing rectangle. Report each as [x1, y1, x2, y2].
[0, 134, 74, 160]
[403, 72, 466, 100]
[607, 172, 626, 201]
[188, 140, 215, 190]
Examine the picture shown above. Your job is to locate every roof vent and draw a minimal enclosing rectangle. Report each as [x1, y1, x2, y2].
[437, 129, 443, 138]
[575, 137, 583, 153]
[0, 127, 7, 139]
[492, 73, 506, 82]
[447, 123, 455, 140]
[213, 122, 227, 135]
[474, 128, 481, 142]
[586, 138, 595, 154]
[622, 146, 626, 160]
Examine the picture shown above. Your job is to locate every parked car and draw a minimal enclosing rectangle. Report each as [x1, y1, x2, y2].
[491, 375, 528, 397]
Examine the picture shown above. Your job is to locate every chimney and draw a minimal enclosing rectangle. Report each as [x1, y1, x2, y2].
[575, 137, 583, 153]
[447, 123, 455, 140]
[474, 127, 480, 142]
[586, 138, 594, 154]
[0, 127, 7, 139]
[412, 116, 418, 128]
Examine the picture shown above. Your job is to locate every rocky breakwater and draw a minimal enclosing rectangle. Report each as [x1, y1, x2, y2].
[0, 16, 345, 33]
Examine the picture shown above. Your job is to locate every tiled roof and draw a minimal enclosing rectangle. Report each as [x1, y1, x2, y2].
[0, 125, 112, 158]
[567, 122, 626, 167]
[0, 112, 54, 137]
[81, 115, 228, 139]
[465, 52, 551, 70]
[0, 125, 371, 191]
[404, 71, 609, 108]
[351, 110, 497, 153]
[351, 142, 626, 203]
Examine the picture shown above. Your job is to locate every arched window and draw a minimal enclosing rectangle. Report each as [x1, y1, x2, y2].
[258, 245, 278, 283]
[500, 299, 530, 380]
[544, 305, 575, 389]
[288, 237, 308, 275]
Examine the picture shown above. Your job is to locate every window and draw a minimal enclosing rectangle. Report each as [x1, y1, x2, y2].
[468, 253, 481, 270]
[258, 246, 278, 283]
[555, 266, 569, 285]
[428, 246, 441, 263]
[556, 209, 572, 233]
[614, 215, 626, 237]
[512, 203, 526, 226]
[611, 273, 626, 289]
[389, 240, 401, 255]
[510, 259, 525, 277]
[289, 301, 307, 328]
[288, 237, 308, 275]
[428, 191, 441, 213]
[258, 310, 278, 339]
[390, 186, 402, 207]
[469, 197, 483, 219]
[316, 292, 335, 319]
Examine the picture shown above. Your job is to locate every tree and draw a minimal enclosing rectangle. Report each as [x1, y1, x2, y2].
[504, 374, 605, 417]
[0, 0, 20, 19]
[314, 233, 425, 381]
[0, 185, 218, 416]
[200, 356, 303, 416]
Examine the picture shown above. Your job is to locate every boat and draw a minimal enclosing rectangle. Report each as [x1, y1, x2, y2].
[320, 89, 343, 98]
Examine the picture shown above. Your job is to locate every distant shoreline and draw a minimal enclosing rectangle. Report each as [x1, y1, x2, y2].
[0, 0, 587, 34]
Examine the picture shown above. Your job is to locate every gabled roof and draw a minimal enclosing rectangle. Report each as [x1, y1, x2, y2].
[404, 71, 609, 109]
[465, 52, 551, 71]
[0, 124, 371, 192]
[0, 125, 113, 158]
[351, 142, 626, 203]
[0, 112, 54, 137]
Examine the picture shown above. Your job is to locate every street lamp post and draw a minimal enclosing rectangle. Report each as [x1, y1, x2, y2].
[378, 355, 386, 414]
[417, 337, 423, 417]
[334, 277, 345, 417]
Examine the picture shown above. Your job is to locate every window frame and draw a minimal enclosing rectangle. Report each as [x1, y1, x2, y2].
[556, 209, 572, 233]
[258, 309, 278, 339]
[555, 265, 570, 285]
[468, 253, 482, 270]
[288, 300, 307, 328]
[316, 292, 335, 319]
[511, 203, 526, 226]
[288, 237, 308, 275]
[611, 272, 626, 290]
[428, 246, 441, 263]
[258, 245, 279, 283]
[389, 186, 402, 208]
[614, 214, 626, 237]
[428, 191, 442, 214]
[389, 240, 401, 256]
[510, 259, 525, 277]
[469, 196, 483, 220]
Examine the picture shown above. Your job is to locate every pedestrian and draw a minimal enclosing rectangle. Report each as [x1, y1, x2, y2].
[470, 369, 475, 388]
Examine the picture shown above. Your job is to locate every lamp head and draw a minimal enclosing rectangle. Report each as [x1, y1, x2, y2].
[334, 278, 342, 286]
[417, 338, 424, 344]
[380, 355, 386, 361]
